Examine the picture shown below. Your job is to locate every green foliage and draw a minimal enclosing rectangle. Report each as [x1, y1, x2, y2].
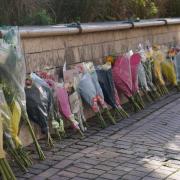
[23, 9, 53, 25]
[0, 0, 179, 25]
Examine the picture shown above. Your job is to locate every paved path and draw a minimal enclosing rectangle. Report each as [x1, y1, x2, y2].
[17, 92, 180, 180]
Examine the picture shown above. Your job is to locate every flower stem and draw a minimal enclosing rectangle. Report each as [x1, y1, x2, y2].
[104, 108, 116, 125]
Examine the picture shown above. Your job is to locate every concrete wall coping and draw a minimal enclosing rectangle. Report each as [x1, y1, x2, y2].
[19, 18, 180, 38]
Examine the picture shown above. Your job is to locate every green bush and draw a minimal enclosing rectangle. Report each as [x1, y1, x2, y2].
[23, 9, 53, 25]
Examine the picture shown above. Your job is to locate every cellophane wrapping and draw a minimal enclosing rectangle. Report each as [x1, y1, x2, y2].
[175, 53, 180, 82]
[0, 26, 26, 109]
[112, 55, 133, 98]
[96, 68, 117, 108]
[130, 53, 141, 94]
[0, 26, 25, 148]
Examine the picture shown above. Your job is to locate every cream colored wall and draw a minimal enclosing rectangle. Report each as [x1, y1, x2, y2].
[22, 24, 180, 73]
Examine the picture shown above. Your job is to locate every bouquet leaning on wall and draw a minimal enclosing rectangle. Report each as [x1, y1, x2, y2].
[0, 26, 45, 162]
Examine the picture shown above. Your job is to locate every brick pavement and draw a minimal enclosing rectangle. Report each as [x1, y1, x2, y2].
[16, 92, 180, 180]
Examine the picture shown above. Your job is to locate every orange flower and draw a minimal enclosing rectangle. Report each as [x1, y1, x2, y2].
[168, 49, 176, 57]
[105, 55, 114, 64]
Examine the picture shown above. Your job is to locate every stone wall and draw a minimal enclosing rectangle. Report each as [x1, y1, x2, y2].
[22, 22, 180, 74]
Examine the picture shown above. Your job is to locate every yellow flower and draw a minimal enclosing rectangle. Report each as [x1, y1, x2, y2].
[105, 56, 114, 64]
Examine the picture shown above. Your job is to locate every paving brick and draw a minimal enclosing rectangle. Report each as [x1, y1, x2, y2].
[71, 177, 89, 180]
[142, 176, 161, 180]
[86, 168, 106, 175]
[54, 159, 73, 169]
[65, 147, 80, 153]
[22, 173, 34, 178]
[115, 165, 134, 172]
[38, 168, 59, 178]
[67, 153, 84, 160]
[58, 170, 77, 178]
[31, 176, 47, 180]
[28, 168, 44, 175]
[56, 151, 72, 157]
[108, 169, 127, 176]
[128, 170, 150, 177]
[66, 166, 85, 174]
[147, 171, 170, 179]
[31, 163, 49, 170]
[78, 172, 99, 179]
[95, 164, 113, 171]
[72, 144, 88, 150]
[122, 174, 142, 180]
[78, 158, 99, 165]
[77, 141, 95, 146]
[101, 161, 120, 167]
[42, 160, 57, 166]
[100, 173, 120, 180]
[81, 147, 97, 154]
[74, 162, 93, 169]
[135, 166, 154, 173]
[49, 155, 66, 161]
[49, 175, 70, 180]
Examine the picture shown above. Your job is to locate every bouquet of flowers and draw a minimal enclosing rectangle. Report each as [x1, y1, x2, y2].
[85, 62, 116, 125]
[37, 73, 66, 139]
[0, 26, 45, 161]
[141, 46, 161, 100]
[112, 55, 141, 112]
[78, 72, 107, 128]
[152, 45, 168, 95]
[138, 62, 152, 102]
[175, 52, 180, 89]
[55, 83, 83, 136]
[130, 53, 145, 109]
[25, 76, 53, 147]
[0, 88, 17, 180]
[63, 69, 87, 132]
[96, 67, 128, 118]
[161, 58, 177, 86]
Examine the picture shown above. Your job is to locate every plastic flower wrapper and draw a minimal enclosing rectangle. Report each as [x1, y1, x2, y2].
[31, 72, 62, 144]
[63, 69, 87, 132]
[30, 73, 53, 113]
[85, 62, 116, 125]
[85, 63, 106, 108]
[112, 55, 141, 112]
[0, 110, 16, 180]
[130, 53, 145, 109]
[53, 102, 66, 138]
[0, 87, 31, 173]
[25, 76, 54, 147]
[96, 67, 128, 119]
[138, 45, 150, 92]
[25, 80, 49, 133]
[161, 58, 177, 86]
[69, 91, 87, 132]
[42, 78, 66, 139]
[138, 63, 153, 102]
[0, 26, 45, 160]
[50, 86, 66, 139]
[152, 46, 168, 95]
[142, 46, 161, 99]
[78, 72, 107, 128]
[55, 83, 83, 136]
[175, 53, 180, 89]
[0, 27, 45, 159]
